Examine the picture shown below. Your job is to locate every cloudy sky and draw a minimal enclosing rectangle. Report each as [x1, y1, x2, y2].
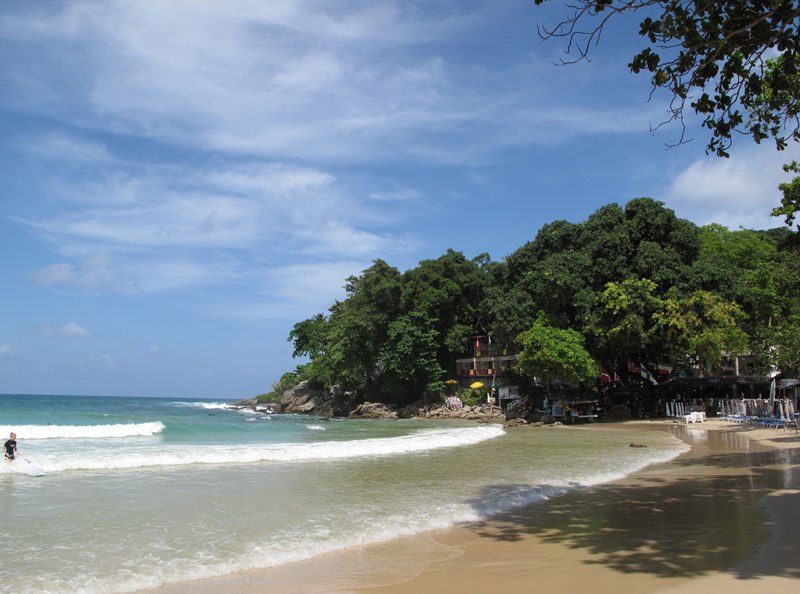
[1, 0, 796, 398]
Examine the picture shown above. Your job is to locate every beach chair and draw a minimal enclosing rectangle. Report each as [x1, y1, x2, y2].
[782, 400, 799, 433]
[684, 411, 705, 424]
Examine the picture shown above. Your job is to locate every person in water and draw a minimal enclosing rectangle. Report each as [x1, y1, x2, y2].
[3, 432, 17, 461]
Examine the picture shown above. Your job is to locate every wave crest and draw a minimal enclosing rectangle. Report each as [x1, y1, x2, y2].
[0, 422, 165, 440]
[36, 424, 505, 473]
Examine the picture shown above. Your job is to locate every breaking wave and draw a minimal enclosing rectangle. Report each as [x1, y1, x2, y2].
[0, 422, 165, 440]
[31, 424, 505, 473]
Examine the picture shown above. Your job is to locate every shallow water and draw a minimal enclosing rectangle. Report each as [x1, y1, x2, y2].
[0, 395, 687, 594]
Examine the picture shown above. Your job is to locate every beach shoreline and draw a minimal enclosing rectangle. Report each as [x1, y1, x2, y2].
[139, 419, 800, 594]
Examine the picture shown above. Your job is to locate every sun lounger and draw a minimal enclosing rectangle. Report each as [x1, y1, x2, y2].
[684, 411, 705, 424]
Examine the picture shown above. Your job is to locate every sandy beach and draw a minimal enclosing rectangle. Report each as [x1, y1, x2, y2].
[142, 419, 800, 594]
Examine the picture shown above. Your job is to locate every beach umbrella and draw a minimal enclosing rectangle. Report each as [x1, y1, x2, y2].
[470, 381, 484, 390]
[769, 376, 776, 408]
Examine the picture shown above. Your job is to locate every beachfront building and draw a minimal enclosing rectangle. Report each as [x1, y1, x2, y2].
[603, 352, 784, 419]
[452, 336, 521, 407]
[454, 335, 517, 382]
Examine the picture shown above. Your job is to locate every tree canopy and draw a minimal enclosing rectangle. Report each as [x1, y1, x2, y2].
[517, 314, 599, 384]
[532, 1, 800, 157]
[773, 160, 800, 229]
[284, 198, 798, 406]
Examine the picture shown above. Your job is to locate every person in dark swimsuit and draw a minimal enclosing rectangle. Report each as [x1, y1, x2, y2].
[3, 432, 17, 461]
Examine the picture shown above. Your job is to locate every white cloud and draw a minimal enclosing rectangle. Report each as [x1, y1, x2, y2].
[216, 260, 365, 320]
[68, 353, 118, 367]
[0, 344, 13, 355]
[24, 132, 113, 163]
[1, 0, 655, 164]
[32, 253, 121, 291]
[3, 0, 678, 320]
[370, 188, 423, 202]
[35, 322, 90, 337]
[663, 144, 800, 229]
[61, 322, 90, 337]
[91, 353, 118, 367]
[23, 158, 414, 294]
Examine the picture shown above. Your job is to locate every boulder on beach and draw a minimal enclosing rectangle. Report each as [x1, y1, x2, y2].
[348, 402, 399, 419]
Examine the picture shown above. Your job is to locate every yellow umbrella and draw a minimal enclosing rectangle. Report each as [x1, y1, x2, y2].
[470, 381, 484, 389]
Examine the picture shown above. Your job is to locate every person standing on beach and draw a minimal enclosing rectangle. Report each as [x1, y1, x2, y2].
[3, 432, 18, 461]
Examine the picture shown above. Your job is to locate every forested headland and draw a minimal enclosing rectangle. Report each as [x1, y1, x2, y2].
[269, 198, 800, 408]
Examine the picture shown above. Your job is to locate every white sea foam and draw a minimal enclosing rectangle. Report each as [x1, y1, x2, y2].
[33, 424, 505, 473]
[0, 422, 165, 440]
[171, 401, 234, 410]
[0, 417, 692, 594]
[13, 443, 690, 594]
[305, 425, 326, 431]
[118, 509, 480, 594]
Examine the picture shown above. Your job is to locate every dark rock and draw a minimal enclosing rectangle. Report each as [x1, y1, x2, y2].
[348, 402, 399, 419]
[280, 381, 332, 416]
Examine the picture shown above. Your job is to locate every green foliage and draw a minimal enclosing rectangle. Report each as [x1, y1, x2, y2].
[690, 224, 792, 334]
[654, 290, 749, 371]
[599, 277, 663, 364]
[754, 315, 800, 376]
[379, 310, 445, 397]
[533, 1, 800, 157]
[517, 314, 599, 385]
[401, 249, 490, 354]
[772, 161, 800, 230]
[461, 387, 484, 407]
[281, 197, 798, 407]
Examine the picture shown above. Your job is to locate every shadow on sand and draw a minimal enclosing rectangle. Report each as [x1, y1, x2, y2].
[464, 432, 800, 581]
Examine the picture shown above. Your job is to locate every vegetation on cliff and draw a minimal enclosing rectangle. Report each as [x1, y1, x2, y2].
[276, 198, 799, 406]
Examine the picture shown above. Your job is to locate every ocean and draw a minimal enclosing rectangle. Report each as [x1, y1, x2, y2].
[0, 394, 688, 594]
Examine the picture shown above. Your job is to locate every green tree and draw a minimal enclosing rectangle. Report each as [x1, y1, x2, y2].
[689, 224, 791, 335]
[654, 289, 749, 374]
[517, 314, 599, 385]
[763, 315, 800, 376]
[579, 203, 633, 287]
[401, 249, 491, 364]
[623, 198, 699, 288]
[598, 277, 663, 366]
[533, 0, 800, 156]
[288, 314, 336, 388]
[526, 249, 595, 329]
[378, 310, 445, 401]
[485, 281, 538, 348]
[772, 160, 800, 230]
[289, 260, 403, 394]
[289, 313, 329, 360]
[333, 260, 403, 393]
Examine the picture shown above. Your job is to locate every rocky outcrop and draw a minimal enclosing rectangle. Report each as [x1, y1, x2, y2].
[238, 384, 510, 424]
[414, 404, 506, 424]
[348, 402, 399, 419]
[281, 381, 326, 414]
[278, 382, 356, 418]
[231, 398, 281, 413]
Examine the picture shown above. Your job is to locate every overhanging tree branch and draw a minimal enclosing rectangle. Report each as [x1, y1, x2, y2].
[533, 0, 800, 156]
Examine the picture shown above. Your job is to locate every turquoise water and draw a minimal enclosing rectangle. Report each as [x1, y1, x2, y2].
[0, 394, 688, 593]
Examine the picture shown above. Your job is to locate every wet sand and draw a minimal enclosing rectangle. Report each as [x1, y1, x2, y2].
[141, 420, 800, 593]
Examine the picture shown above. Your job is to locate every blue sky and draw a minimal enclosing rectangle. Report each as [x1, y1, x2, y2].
[1, 1, 797, 398]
